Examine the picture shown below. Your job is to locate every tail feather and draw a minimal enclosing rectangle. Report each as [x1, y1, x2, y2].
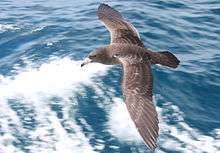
[149, 51, 180, 68]
[159, 51, 180, 68]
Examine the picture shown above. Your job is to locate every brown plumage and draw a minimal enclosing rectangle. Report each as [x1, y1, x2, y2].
[81, 3, 180, 151]
[97, 3, 144, 47]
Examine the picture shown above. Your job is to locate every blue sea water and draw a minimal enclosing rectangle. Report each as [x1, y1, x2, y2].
[0, 0, 219, 153]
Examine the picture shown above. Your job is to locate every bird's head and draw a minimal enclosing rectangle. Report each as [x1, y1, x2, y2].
[81, 47, 110, 67]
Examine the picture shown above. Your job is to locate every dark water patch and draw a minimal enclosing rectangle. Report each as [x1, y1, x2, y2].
[49, 97, 64, 119]
[210, 8, 220, 15]
[8, 99, 38, 130]
[154, 0, 189, 10]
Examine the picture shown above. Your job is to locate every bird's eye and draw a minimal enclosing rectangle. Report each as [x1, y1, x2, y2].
[113, 53, 120, 58]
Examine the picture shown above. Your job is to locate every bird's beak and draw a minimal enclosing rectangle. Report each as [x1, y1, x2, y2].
[81, 58, 92, 67]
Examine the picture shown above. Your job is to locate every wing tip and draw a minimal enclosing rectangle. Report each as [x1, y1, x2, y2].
[144, 139, 158, 151]
[99, 3, 110, 7]
[142, 128, 159, 151]
[98, 3, 111, 12]
[97, 3, 108, 19]
[97, 3, 122, 19]
[149, 143, 157, 151]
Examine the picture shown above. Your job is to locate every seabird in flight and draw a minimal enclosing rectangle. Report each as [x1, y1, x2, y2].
[81, 3, 180, 151]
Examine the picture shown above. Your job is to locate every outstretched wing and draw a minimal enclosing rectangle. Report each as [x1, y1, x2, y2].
[121, 60, 159, 151]
[97, 4, 144, 47]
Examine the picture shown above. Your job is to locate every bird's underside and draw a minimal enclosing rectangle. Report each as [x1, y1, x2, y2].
[96, 3, 180, 151]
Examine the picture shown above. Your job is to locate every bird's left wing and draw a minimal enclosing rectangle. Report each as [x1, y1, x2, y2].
[97, 4, 144, 47]
[120, 58, 159, 151]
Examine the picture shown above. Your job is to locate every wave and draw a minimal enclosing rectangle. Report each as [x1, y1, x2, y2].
[107, 97, 220, 153]
[0, 57, 110, 153]
[0, 57, 219, 153]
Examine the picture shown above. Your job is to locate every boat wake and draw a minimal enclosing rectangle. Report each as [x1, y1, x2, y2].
[0, 57, 219, 153]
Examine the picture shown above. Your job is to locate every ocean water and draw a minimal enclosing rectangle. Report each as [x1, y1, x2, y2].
[0, 0, 219, 153]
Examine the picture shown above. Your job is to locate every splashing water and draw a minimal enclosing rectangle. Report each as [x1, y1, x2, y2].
[0, 57, 110, 153]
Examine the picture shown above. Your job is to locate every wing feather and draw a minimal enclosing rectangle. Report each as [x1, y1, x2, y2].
[97, 4, 144, 47]
[121, 61, 159, 151]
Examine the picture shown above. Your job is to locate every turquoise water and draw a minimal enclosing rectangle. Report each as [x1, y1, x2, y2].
[0, 0, 219, 153]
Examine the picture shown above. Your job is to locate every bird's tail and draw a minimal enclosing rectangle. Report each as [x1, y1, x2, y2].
[148, 51, 180, 68]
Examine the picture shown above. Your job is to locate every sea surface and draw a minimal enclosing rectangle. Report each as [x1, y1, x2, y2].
[0, 0, 219, 153]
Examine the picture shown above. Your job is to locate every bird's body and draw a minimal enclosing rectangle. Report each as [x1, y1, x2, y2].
[96, 44, 149, 65]
[81, 3, 180, 151]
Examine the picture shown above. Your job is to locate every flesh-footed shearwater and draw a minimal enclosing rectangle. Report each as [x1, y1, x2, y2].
[81, 3, 180, 151]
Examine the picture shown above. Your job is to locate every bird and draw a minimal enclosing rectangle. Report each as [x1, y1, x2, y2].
[81, 3, 180, 151]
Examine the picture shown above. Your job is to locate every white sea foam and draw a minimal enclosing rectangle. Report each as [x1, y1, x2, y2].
[107, 97, 220, 153]
[46, 42, 53, 46]
[0, 24, 19, 32]
[0, 56, 219, 153]
[0, 57, 110, 153]
[0, 57, 109, 98]
[32, 26, 45, 32]
[107, 98, 142, 143]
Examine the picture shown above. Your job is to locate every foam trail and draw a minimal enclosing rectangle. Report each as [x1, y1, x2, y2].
[107, 97, 220, 153]
[0, 98, 24, 153]
[1, 57, 219, 153]
[107, 98, 142, 143]
[0, 57, 110, 153]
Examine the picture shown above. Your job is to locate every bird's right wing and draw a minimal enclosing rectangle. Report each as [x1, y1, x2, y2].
[121, 59, 159, 151]
[97, 4, 144, 47]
